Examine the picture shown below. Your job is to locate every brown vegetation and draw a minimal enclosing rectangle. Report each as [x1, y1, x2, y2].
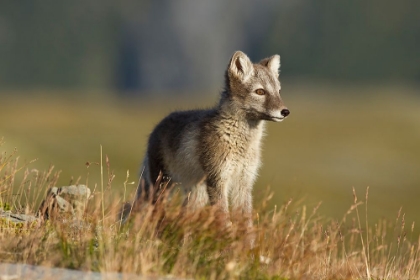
[1, 139, 420, 279]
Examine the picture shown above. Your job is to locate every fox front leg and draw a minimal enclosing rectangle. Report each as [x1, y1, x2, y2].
[231, 172, 256, 249]
[205, 174, 231, 227]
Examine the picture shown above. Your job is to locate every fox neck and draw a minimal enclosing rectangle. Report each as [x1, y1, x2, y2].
[217, 90, 265, 131]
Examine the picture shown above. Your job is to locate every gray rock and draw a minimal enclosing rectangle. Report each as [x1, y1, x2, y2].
[0, 211, 39, 224]
[0, 262, 185, 280]
[0, 185, 91, 224]
[38, 185, 91, 220]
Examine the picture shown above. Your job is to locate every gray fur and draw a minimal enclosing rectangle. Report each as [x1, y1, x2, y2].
[137, 51, 289, 226]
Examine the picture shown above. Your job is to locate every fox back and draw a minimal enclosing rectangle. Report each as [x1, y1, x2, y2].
[137, 51, 289, 226]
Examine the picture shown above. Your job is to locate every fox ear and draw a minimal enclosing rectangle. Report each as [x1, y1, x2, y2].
[228, 51, 254, 81]
[260, 55, 280, 77]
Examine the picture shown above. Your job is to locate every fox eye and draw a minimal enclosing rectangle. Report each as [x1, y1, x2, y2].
[255, 89, 265, 95]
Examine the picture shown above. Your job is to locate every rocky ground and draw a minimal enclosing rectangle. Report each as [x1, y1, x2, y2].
[0, 262, 182, 280]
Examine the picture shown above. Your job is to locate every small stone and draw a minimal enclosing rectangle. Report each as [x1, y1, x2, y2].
[39, 185, 91, 220]
[0, 211, 39, 224]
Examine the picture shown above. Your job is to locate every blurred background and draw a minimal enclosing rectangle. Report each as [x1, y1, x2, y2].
[1, 1, 419, 227]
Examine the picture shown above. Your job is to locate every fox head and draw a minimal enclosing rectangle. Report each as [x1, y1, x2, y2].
[223, 51, 289, 122]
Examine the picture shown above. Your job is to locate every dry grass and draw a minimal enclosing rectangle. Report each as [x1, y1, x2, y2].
[1, 85, 420, 230]
[1, 139, 420, 279]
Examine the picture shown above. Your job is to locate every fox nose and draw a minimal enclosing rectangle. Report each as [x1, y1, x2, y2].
[281, 109, 290, 117]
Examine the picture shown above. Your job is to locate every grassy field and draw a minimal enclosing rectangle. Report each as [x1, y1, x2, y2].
[1, 130, 420, 279]
[1, 83, 420, 278]
[1, 84, 420, 223]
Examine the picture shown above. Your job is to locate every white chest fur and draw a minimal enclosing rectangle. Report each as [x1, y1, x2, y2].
[215, 118, 265, 192]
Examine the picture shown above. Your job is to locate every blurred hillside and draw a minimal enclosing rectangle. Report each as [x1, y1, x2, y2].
[0, 1, 419, 93]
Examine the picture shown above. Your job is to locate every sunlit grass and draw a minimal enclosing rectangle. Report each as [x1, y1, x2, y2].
[1, 143, 420, 279]
[1, 83, 420, 230]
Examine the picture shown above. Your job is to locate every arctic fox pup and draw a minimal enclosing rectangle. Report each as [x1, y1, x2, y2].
[137, 51, 289, 229]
